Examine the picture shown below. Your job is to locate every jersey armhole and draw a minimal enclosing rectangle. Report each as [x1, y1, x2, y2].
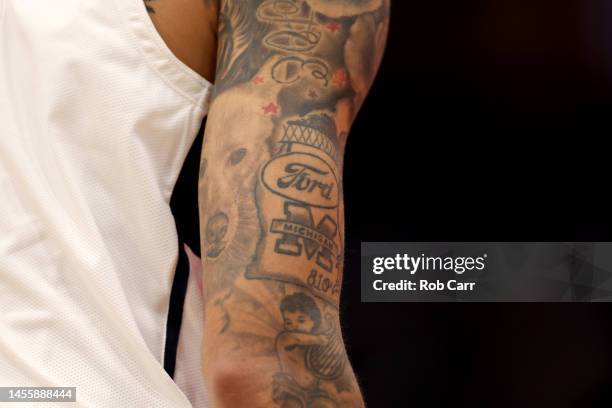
[112, 0, 214, 110]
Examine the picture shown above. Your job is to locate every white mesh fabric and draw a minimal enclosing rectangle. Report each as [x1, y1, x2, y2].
[173, 245, 212, 408]
[0, 0, 212, 406]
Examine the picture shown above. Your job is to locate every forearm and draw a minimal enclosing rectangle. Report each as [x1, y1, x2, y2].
[199, 120, 358, 406]
[198, 0, 389, 406]
[201, 267, 359, 408]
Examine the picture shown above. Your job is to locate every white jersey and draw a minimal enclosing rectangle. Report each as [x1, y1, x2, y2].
[0, 0, 212, 406]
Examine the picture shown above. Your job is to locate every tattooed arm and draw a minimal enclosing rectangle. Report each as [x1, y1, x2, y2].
[199, 1, 389, 406]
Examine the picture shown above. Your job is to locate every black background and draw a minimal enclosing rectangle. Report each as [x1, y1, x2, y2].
[171, 1, 612, 406]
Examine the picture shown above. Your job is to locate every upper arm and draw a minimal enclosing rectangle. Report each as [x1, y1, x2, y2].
[200, 0, 390, 302]
[213, 0, 389, 114]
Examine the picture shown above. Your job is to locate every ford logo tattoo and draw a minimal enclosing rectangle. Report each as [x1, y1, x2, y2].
[261, 152, 339, 209]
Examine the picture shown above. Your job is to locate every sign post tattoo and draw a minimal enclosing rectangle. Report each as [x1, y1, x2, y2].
[248, 114, 343, 306]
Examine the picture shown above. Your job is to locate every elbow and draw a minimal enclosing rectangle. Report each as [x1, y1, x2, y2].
[207, 360, 274, 408]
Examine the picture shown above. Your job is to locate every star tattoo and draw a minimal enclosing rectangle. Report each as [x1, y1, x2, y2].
[332, 69, 348, 87]
[262, 102, 279, 114]
[325, 21, 341, 33]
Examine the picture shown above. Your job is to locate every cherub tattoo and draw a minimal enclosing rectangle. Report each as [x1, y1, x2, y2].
[273, 292, 346, 408]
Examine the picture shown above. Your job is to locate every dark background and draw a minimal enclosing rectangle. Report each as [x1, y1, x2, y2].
[171, 1, 612, 406]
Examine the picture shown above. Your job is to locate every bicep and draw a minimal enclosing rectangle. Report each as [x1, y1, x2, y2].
[200, 0, 390, 302]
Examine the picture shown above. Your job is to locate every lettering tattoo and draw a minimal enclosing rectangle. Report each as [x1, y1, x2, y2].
[276, 163, 334, 199]
[199, 0, 389, 406]
[261, 153, 338, 208]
